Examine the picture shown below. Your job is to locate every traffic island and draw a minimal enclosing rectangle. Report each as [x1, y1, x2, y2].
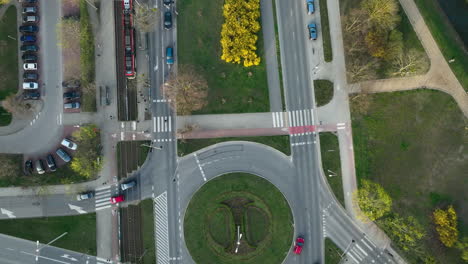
[184, 173, 293, 263]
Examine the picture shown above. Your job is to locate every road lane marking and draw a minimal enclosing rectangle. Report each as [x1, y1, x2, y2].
[0, 208, 16, 218]
[279, 112, 284, 127]
[347, 252, 359, 263]
[21, 251, 70, 264]
[355, 243, 368, 256]
[168, 116, 172, 131]
[61, 254, 77, 261]
[120, 132, 124, 140]
[194, 153, 207, 181]
[299, 110, 304, 126]
[153, 117, 156, 132]
[154, 192, 170, 264]
[95, 185, 111, 191]
[361, 238, 373, 250]
[288, 111, 292, 127]
[351, 249, 363, 261]
[95, 197, 111, 204]
[95, 205, 111, 211]
[272, 112, 277, 127]
[68, 204, 86, 214]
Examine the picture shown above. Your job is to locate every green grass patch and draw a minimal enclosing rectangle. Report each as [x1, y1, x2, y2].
[351, 89, 468, 263]
[414, 0, 468, 90]
[208, 206, 234, 248]
[325, 238, 343, 264]
[319, 0, 333, 62]
[0, 106, 12, 126]
[314, 80, 334, 107]
[0, 6, 19, 100]
[79, 0, 96, 112]
[140, 199, 156, 264]
[178, 136, 291, 156]
[178, 0, 269, 114]
[271, 0, 285, 110]
[245, 206, 269, 246]
[319, 133, 344, 207]
[184, 173, 293, 264]
[0, 214, 96, 255]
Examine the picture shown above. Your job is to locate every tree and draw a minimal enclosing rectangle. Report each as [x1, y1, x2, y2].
[380, 214, 425, 251]
[0, 0, 11, 4]
[365, 30, 387, 58]
[384, 30, 403, 61]
[433, 205, 459, 248]
[347, 56, 379, 82]
[2, 94, 32, 117]
[162, 65, 208, 115]
[353, 179, 392, 221]
[134, 4, 159, 33]
[70, 124, 103, 179]
[456, 237, 468, 262]
[361, 0, 400, 31]
[389, 49, 428, 77]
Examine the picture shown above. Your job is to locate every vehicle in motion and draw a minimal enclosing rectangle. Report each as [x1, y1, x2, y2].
[20, 44, 38, 52]
[46, 154, 57, 172]
[164, 11, 172, 29]
[293, 236, 305, 255]
[163, 0, 172, 6]
[20, 35, 36, 43]
[61, 138, 77, 150]
[36, 159, 45, 174]
[23, 92, 40, 100]
[306, 0, 314, 14]
[23, 63, 37, 71]
[166, 46, 174, 65]
[19, 25, 38, 33]
[121, 180, 136, 191]
[23, 0, 38, 3]
[63, 91, 80, 100]
[77, 192, 94, 201]
[308, 23, 317, 40]
[122, 0, 135, 78]
[22, 53, 38, 62]
[24, 160, 33, 174]
[23, 72, 38, 80]
[22, 82, 38, 89]
[111, 195, 125, 204]
[64, 102, 80, 109]
[56, 148, 72, 163]
[23, 15, 39, 23]
[22, 7, 37, 14]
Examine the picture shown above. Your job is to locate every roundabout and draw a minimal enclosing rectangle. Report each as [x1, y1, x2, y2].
[184, 173, 293, 264]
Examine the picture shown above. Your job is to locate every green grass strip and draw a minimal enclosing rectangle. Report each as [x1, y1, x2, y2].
[319, 0, 333, 62]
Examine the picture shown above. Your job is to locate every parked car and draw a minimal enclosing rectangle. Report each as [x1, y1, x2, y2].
[56, 148, 72, 163]
[77, 192, 94, 201]
[20, 44, 38, 52]
[23, 82, 38, 89]
[23, 91, 40, 100]
[121, 180, 136, 191]
[64, 102, 80, 109]
[61, 138, 78, 150]
[19, 25, 38, 33]
[36, 159, 45, 174]
[23, 72, 38, 80]
[24, 160, 33, 174]
[22, 53, 37, 62]
[22, 6, 37, 14]
[23, 63, 37, 70]
[293, 236, 305, 255]
[164, 11, 172, 29]
[308, 23, 317, 40]
[166, 46, 174, 65]
[46, 154, 57, 172]
[63, 91, 80, 100]
[23, 15, 39, 23]
[23, 0, 38, 3]
[306, 0, 315, 14]
[20, 35, 36, 43]
[111, 195, 125, 204]
[163, 0, 172, 6]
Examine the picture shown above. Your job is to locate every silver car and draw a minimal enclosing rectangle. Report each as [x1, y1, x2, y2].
[76, 192, 94, 201]
[121, 180, 136, 191]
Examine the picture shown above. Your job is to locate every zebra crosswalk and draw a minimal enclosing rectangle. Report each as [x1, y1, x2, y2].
[153, 116, 172, 133]
[154, 192, 170, 264]
[271, 109, 315, 128]
[94, 185, 113, 211]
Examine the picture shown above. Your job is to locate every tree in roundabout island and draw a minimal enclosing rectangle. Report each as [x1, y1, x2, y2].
[184, 173, 294, 264]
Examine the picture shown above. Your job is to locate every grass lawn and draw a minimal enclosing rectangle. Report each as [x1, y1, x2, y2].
[325, 238, 343, 264]
[0, 214, 96, 255]
[314, 80, 334, 107]
[140, 199, 156, 264]
[271, 0, 285, 110]
[351, 90, 468, 263]
[319, 0, 332, 62]
[414, 0, 468, 91]
[0, 6, 19, 100]
[319, 133, 344, 207]
[178, 0, 269, 114]
[79, 0, 96, 112]
[184, 173, 293, 264]
[178, 136, 291, 156]
[0, 106, 12, 126]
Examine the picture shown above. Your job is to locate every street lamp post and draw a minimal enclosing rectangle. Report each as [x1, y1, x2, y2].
[340, 239, 355, 258]
[36, 232, 68, 261]
[140, 143, 162, 150]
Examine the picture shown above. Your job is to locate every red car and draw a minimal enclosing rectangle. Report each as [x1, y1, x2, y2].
[294, 236, 305, 255]
[111, 195, 125, 204]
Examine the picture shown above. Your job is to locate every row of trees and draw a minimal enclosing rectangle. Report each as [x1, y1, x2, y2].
[70, 124, 103, 179]
[220, 0, 261, 67]
[343, 0, 428, 82]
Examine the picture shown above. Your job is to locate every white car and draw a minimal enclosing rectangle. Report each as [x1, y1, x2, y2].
[23, 82, 38, 89]
[23, 63, 37, 70]
[61, 138, 78, 150]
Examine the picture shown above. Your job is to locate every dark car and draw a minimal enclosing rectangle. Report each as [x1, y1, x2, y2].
[46, 154, 57, 172]
[24, 160, 33, 174]
[164, 11, 172, 30]
[23, 72, 38, 80]
[63, 91, 80, 100]
[23, 91, 40, 100]
[22, 53, 37, 62]
[20, 44, 38, 52]
[20, 35, 36, 42]
[19, 25, 39, 33]
[308, 23, 317, 40]
[56, 148, 71, 162]
[163, 0, 172, 6]
[23, 0, 38, 3]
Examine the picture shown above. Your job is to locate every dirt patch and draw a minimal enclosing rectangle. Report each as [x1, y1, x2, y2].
[59, 18, 81, 80]
[62, 0, 80, 17]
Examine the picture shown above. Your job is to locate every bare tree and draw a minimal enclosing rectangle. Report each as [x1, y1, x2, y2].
[2, 94, 33, 117]
[162, 65, 208, 115]
[361, 0, 400, 31]
[134, 4, 159, 33]
[347, 56, 379, 82]
[389, 49, 429, 77]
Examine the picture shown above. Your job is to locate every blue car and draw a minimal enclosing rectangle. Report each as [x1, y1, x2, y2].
[308, 23, 317, 40]
[307, 0, 314, 14]
[21, 35, 36, 42]
[166, 46, 174, 65]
